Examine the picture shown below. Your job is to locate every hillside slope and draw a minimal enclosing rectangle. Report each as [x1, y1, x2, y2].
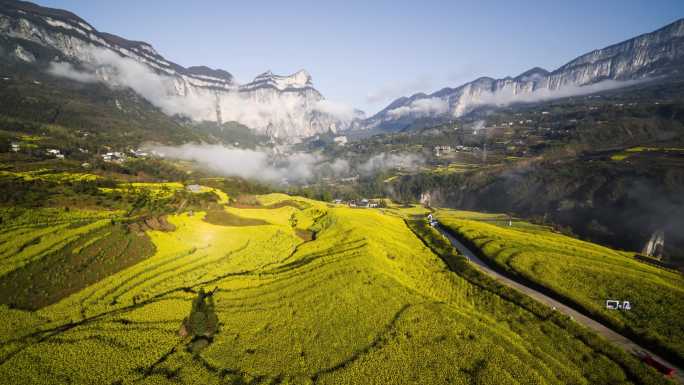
[367, 18, 684, 132]
[0, 0, 357, 137]
[0, 189, 671, 384]
[436, 209, 684, 365]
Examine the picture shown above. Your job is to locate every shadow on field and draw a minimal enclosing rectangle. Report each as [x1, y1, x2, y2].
[203, 209, 269, 226]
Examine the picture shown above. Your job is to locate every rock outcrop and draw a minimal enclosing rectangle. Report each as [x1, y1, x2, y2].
[367, 19, 684, 131]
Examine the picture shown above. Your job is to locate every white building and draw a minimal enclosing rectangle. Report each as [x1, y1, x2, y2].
[334, 136, 348, 146]
[433, 145, 453, 156]
[103, 151, 126, 162]
[186, 184, 203, 193]
[46, 149, 65, 159]
[129, 149, 149, 158]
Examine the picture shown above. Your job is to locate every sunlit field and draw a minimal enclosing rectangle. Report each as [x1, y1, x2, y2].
[436, 209, 684, 365]
[0, 189, 670, 384]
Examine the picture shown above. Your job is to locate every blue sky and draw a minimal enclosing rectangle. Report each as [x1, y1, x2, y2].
[35, 0, 684, 115]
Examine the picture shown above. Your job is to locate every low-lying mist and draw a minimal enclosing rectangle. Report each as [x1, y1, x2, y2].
[150, 144, 424, 184]
[476, 79, 646, 107]
[386, 79, 646, 119]
[46, 47, 357, 133]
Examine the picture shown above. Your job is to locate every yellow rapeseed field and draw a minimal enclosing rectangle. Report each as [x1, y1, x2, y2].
[0, 193, 671, 384]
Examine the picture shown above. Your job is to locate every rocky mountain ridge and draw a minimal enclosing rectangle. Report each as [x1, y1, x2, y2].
[0, 0, 354, 138]
[367, 18, 684, 131]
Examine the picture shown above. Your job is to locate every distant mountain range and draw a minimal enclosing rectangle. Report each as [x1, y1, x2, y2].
[366, 18, 684, 132]
[1, 0, 683, 138]
[0, 0, 364, 138]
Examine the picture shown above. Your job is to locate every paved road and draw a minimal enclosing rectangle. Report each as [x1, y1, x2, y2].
[437, 226, 683, 384]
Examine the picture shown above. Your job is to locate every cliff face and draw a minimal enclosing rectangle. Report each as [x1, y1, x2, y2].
[367, 19, 684, 130]
[0, 0, 356, 138]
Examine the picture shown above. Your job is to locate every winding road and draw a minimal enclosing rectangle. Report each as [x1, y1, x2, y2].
[436, 225, 683, 384]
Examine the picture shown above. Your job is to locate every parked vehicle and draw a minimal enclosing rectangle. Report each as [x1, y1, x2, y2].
[636, 352, 675, 377]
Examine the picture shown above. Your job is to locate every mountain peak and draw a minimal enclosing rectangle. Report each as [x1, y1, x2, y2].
[0, 0, 342, 138]
[0, 0, 91, 28]
[245, 69, 314, 91]
[368, 18, 684, 130]
[186, 66, 234, 82]
[515, 67, 550, 81]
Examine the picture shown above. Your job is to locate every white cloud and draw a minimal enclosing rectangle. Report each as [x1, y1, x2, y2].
[330, 158, 350, 175]
[81, 47, 216, 119]
[150, 144, 320, 183]
[312, 99, 361, 121]
[47, 62, 99, 83]
[474, 79, 645, 107]
[385, 78, 644, 120]
[358, 153, 424, 174]
[366, 76, 433, 105]
[387, 97, 449, 118]
[44, 46, 355, 136]
[148, 143, 424, 184]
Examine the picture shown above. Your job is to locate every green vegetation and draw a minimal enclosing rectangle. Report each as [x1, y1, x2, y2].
[181, 288, 220, 354]
[611, 147, 684, 161]
[1, 24, 680, 383]
[0, 192, 670, 384]
[0, 221, 156, 310]
[436, 209, 684, 366]
[407, 217, 676, 384]
[432, 162, 482, 175]
[0, 169, 100, 182]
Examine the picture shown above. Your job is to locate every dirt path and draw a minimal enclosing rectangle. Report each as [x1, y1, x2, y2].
[437, 226, 683, 384]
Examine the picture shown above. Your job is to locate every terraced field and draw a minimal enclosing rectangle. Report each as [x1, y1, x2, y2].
[0, 169, 100, 183]
[0, 194, 672, 384]
[436, 209, 684, 366]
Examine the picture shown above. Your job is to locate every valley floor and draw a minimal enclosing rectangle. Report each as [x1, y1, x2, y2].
[0, 193, 674, 384]
[437, 225, 683, 384]
[435, 210, 684, 376]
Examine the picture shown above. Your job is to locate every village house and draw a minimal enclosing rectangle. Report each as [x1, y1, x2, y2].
[46, 148, 65, 159]
[102, 151, 125, 162]
[433, 145, 453, 156]
[186, 184, 203, 193]
[129, 149, 149, 158]
[10, 142, 20, 152]
[334, 136, 348, 146]
[348, 198, 381, 208]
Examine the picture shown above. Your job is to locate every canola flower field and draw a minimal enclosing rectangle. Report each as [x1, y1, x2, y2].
[0, 169, 100, 183]
[0, 191, 673, 384]
[435, 209, 684, 366]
